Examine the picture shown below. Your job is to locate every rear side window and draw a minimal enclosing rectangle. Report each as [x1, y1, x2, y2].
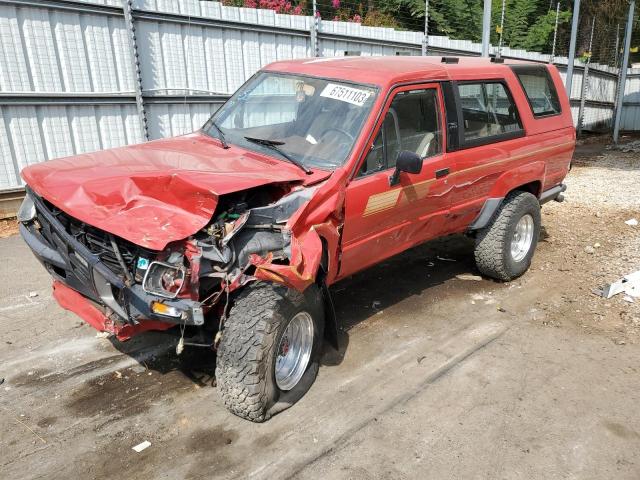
[457, 82, 523, 144]
[512, 66, 562, 117]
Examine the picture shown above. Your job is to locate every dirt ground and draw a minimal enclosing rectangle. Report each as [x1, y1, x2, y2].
[1, 141, 640, 479]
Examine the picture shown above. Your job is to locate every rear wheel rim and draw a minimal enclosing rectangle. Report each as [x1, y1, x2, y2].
[275, 312, 314, 391]
[511, 214, 535, 262]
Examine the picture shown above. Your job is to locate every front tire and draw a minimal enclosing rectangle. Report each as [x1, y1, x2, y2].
[474, 191, 541, 281]
[215, 282, 324, 422]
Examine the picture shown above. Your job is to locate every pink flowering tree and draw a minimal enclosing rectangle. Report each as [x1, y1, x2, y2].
[221, 0, 399, 27]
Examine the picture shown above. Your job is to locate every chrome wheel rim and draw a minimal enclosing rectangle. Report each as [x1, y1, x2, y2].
[275, 312, 314, 391]
[511, 214, 535, 262]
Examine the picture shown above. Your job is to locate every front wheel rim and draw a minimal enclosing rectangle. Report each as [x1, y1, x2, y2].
[275, 312, 314, 391]
[510, 214, 535, 262]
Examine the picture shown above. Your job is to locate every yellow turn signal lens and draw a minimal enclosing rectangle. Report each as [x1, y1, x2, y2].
[151, 301, 181, 318]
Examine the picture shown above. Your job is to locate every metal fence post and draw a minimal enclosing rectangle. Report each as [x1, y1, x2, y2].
[550, 2, 560, 64]
[311, 0, 320, 57]
[497, 0, 506, 58]
[613, 0, 635, 144]
[481, 0, 491, 57]
[565, 0, 581, 96]
[422, 0, 429, 56]
[123, 0, 148, 141]
[577, 17, 595, 136]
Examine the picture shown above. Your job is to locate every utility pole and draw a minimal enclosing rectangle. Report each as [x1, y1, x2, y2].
[481, 0, 492, 57]
[613, 0, 635, 144]
[550, 2, 560, 64]
[422, 0, 429, 56]
[565, 0, 581, 97]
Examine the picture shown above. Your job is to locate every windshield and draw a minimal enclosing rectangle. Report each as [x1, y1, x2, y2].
[204, 72, 378, 170]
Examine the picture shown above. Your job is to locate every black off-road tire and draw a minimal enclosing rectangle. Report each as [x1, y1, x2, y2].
[215, 282, 324, 422]
[474, 191, 541, 281]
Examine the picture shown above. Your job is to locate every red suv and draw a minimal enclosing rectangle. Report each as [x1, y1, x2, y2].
[18, 56, 575, 421]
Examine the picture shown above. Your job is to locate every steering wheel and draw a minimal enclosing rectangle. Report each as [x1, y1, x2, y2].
[319, 127, 355, 144]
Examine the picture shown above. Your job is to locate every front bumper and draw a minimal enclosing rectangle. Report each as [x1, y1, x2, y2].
[20, 192, 204, 337]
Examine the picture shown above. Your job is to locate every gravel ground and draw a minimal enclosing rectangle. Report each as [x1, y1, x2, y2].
[534, 140, 640, 342]
[0, 218, 18, 238]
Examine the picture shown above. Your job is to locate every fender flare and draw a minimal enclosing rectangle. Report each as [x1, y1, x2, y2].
[469, 161, 545, 231]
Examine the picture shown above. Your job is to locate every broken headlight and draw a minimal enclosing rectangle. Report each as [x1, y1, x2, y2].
[17, 194, 36, 223]
[142, 261, 185, 299]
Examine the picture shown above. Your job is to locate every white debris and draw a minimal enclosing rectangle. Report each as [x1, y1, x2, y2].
[28, 291, 38, 298]
[132, 441, 151, 453]
[623, 295, 635, 303]
[598, 270, 640, 299]
[624, 218, 638, 226]
[456, 274, 482, 281]
[95, 331, 111, 339]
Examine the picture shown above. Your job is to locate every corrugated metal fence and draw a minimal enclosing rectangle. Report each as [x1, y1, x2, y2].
[0, 0, 638, 191]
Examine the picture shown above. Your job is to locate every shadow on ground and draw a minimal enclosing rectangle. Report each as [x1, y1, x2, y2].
[104, 234, 484, 385]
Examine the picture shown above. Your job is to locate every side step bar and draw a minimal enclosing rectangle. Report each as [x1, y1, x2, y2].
[539, 183, 567, 205]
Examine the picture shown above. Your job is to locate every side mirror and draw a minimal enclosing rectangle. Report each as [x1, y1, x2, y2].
[389, 151, 423, 186]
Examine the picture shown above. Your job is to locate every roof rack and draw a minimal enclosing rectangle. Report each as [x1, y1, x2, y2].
[441, 57, 459, 64]
[490, 57, 505, 63]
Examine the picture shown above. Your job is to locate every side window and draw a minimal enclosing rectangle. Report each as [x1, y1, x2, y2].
[457, 82, 522, 143]
[513, 67, 562, 117]
[359, 88, 442, 176]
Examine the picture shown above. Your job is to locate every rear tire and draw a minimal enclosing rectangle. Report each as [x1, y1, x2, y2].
[215, 282, 324, 422]
[474, 191, 541, 281]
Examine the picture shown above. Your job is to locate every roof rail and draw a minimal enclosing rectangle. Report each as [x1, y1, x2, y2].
[441, 57, 459, 64]
[490, 57, 505, 63]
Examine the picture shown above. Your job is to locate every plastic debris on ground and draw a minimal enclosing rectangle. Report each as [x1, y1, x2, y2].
[595, 270, 640, 299]
[132, 440, 151, 453]
[456, 274, 483, 281]
[624, 218, 638, 226]
[28, 291, 38, 298]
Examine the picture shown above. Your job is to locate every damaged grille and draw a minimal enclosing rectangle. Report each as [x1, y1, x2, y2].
[37, 199, 147, 279]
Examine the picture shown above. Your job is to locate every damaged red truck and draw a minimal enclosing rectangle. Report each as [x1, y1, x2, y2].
[18, 56, 574, 421]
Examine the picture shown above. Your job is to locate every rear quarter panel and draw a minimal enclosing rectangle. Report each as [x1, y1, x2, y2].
[445, 66, 574, 231]
[511, 65, 575, 192]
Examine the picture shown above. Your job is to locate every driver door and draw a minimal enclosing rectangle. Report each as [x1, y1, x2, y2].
[338, 83, 453, 279]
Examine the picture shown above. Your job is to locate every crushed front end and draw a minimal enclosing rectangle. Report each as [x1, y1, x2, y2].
[19, 188, 203, 340]
[18, 183, 315, 342]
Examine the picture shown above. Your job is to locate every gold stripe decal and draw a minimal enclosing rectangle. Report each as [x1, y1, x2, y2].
[363, 189, 401, 216]
[360, 141, 574, 218]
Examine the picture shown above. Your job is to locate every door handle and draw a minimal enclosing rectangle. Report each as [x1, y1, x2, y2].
[435, 167, 450, 179]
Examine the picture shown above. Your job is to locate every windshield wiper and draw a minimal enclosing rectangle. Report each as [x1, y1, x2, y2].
[244, 136, 312, 175]
[210, 121, 229, 149]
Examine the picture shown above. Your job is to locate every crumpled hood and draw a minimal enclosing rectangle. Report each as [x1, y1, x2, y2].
[22, 132, 329, 250]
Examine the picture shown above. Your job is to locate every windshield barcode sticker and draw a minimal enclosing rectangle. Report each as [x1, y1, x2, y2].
[320, 84, 371, 106]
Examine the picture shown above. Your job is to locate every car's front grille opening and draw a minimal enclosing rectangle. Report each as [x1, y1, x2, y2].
[36, 198, 153, 280]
